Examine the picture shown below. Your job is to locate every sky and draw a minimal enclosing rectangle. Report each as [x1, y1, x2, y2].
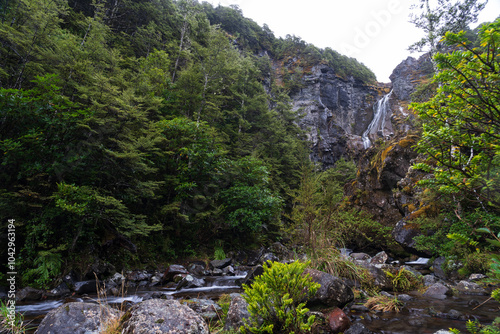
[202, 0, 500, 82]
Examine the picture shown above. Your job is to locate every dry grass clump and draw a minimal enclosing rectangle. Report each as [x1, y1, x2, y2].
[364, 294, 404, 313]
[310, 247, 374, 288]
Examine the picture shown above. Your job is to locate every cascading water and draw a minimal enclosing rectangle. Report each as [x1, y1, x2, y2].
[362, 90, 393, 149]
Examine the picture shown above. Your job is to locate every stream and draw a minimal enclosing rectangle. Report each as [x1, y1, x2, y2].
[16, 272, 499, 334]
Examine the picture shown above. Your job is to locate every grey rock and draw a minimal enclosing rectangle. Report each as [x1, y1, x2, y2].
[240, 265, 264, 286]
[224, 294, 251, 331]
[431, 257, 447, 280]
[181, 298, 222, 321]
[398, 294, 412, 301]
[469, 273, 487, 280]
[389, 54, 433, 101]
[121, 299, 209, 334]
[345, 322, 373, 334]
[304, 268, 354, 308]
[188, 263, 206, 276]
[209, 258, 232, 270]
[162, 264, 189, 282]
[350, 253, 371, 262]
[177, 275, 205, 290]
[370, 251, 388, 265]
[16, 287, 44, 302]
[49, 283, 71, 298]
[127, 270, 150, 282]
[35, 302, 122, 334]
[455, 280, 487, 295]
[259, 252, 279, 264]
[73, 280, 99, 295]
[363, 264, 393, 290]
[392, 219, 431, 256]
[423, 283, 451, 299]
[290, 64, 382, 167]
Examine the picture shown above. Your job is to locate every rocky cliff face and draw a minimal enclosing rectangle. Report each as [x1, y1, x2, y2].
[284, 53, 432, 232]
[287, 64, 385, 167]
[286, 54, 431, 168]
[343, 53, 433, 228]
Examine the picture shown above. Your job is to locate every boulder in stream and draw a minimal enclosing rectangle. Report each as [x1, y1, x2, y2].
[224, 293, 250, 332]
[209, 258, 232, 270]
[345, 322, 373, 334]
[304, 268, 354, 308]
[455, 280, 487, 295]
[16, 287, 45, 301]
[35, 302, 123, 334]
[121, 299, 209, 334]
[181, 298, 221, 321]
[162, 264, 189, 282]
[423, 282, 451, 299]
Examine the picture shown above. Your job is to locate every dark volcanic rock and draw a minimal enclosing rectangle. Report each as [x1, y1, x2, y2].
[392, 219, 431, 257]
[35, 302, 122, 334]
[390, 53, 433, 101]
[304, 268, 354, 308]
[224, 294, 251, 332]
[73, 280, 99, 294]
[16, 287, 44, 302]
[209, 258, 232, 270]
[423, 283, 451, 299]
[290, 64, 382, 167]
[345, 322, 373, 334]
[121, 299, 209, 334]
[162, 264, 189, 282]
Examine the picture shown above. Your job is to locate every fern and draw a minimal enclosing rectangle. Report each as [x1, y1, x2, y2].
[447, 233, 479, 250]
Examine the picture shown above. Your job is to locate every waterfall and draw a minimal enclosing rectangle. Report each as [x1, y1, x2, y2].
[362, 90, 393, 149]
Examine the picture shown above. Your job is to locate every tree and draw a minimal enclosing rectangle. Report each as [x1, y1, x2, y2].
[412, 19, 500, 211]
[409, 0, 487, 58]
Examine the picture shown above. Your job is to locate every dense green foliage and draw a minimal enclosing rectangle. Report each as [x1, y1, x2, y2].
[412, 19, 500, 211]
[289, 160, 392, 253]
[0, 0, 376, 285]
[241, 261, 320, 334]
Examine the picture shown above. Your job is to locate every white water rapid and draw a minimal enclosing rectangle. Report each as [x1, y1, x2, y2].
[362, 90, 393, 149]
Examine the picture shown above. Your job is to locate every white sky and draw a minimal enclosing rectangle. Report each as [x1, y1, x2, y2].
[203, 0, 500, 82]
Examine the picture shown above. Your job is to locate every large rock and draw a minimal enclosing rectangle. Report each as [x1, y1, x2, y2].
[73, 280, 99, 294]
[362, 265, 393, 291]
[304, 269, 354, 308]
[162, 264, 189, 282]
[389, 53, 433, 101]
[345, 322, 373, 334]
[121, 299, 209, 334]
[423, 283, 451, 299]
[35, 302, 122, 334]
[224, 293, 251, 331]
[181, 298, 221, 321]
[325, 307, 351, 333]
[209, 258, 232, 270]
[16, 287, 44, 301]
[455, 281, 487, 295]
[392, 219, 430, 256]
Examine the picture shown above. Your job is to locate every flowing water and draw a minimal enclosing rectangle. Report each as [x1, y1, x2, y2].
[16, 272, 499, 334]
[362, 90, 393, 149]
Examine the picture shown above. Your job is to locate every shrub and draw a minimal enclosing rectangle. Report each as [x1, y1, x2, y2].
[241, 261, 320, 334]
